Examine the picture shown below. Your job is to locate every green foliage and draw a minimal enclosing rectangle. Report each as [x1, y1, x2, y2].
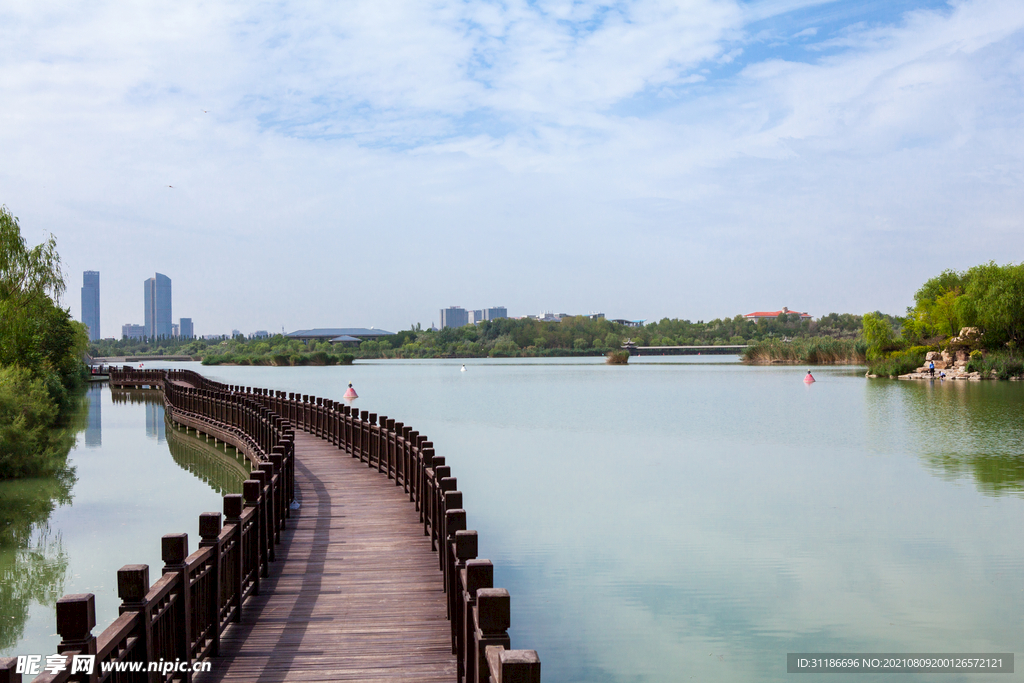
[965, 351, 1024, 379]
[910, 262, 1024, 348]
[866, 348, 928, 377]
[0, 367, 77, 478]
[861, 312, 900, 360]
[0, 207, 88, 479]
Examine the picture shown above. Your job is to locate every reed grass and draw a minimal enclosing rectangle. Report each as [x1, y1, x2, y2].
[743, 338, 866, 365]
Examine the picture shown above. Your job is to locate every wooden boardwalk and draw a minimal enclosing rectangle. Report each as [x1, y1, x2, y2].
[197, 431, 457, 683]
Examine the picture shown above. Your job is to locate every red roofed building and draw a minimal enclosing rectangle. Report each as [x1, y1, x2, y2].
[744, 307, 812, 323]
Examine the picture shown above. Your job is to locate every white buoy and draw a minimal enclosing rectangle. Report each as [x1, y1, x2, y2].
[461, 364, 466, 372]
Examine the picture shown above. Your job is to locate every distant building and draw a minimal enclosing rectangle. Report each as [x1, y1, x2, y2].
[485, 307, 507, 321]
[180, 318, 194, 339]
[611, 319, 644, 328]
[440, 307, 469, 329]
[81, 271, 100, 341]
[144, 273, 172, 338]
[744, 307, 812, 323]
[122, 323, 145, 340]
[469, 309, 485, 325]
[286, 328, 394, 342]
[253, 330, 269, 339]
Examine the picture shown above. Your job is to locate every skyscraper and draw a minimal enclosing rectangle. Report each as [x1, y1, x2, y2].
[81, 271, 100, 341]
[144, 273, 172, 339]
[180, 318, 194, 339]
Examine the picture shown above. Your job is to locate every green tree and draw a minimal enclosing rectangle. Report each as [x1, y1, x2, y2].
[862, 312, 897, 360]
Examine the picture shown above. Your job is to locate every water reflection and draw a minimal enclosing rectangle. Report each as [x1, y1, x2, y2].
[84, 384, 101, 448]
[866, 379, 1024, 495]
[165, 427, 249, 495]
[0, 392, 84, 652]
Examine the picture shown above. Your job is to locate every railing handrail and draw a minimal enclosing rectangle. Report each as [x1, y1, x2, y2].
[3, 368, 538, 683]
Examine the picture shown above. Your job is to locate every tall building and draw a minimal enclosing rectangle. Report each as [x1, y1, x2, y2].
[180, 318, 194, 339]
[144, 273, 172, 338]
[469, 310, 485, 325]
[440, 306, 469, 329]
[81, 271, 100, 341]
[485, 306, 507, 321]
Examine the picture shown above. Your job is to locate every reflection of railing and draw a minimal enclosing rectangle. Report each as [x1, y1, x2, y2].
[6, 367, 295, 683]
[166, 425, 250, 496]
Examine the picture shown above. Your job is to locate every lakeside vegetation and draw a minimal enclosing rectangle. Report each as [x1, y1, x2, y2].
[742, 337, 867, 365]
[92, 311, 868, 362]
[0, 207, 88, 479]
[864, 262, 1024, 377]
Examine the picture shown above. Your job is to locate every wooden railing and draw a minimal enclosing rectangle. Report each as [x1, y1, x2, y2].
[234, 386, 541, 683]
[0, 369, 538, 683]
[0, 369, 293, 683]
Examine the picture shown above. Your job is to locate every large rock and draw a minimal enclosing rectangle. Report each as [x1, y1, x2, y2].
[926, 351, 942, 361]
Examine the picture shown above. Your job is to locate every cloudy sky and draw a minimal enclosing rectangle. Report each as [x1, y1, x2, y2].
[2, 0, 1022, 336]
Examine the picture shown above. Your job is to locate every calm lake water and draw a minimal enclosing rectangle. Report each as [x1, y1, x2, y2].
[4, 357, 1023, 682]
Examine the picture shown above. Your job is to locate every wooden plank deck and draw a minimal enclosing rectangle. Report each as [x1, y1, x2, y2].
[197, 431, 456, 683]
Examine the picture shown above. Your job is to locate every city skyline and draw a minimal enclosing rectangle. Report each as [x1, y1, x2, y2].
[6, 1, 1022, 334]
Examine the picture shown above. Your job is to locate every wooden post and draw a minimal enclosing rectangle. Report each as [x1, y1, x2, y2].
[462, 560, 494, 683]
[243, 480, 263, 591]
[0, 657, 21, 683]
[161, 534, 192, 675]
[450, 528, 476, 648]
[55, 594, 97, 682]
[117, 564, 155, 683]
[199, 512, 222, 657]
[250, 470, 273, 568]
[223, 494, 244, 622]
[474, 589, 511, 683]
[442, 491, 463, 573]
[485, 647, 541, 683]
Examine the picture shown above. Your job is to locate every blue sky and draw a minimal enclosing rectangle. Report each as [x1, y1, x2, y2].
[1, 0, 1022, 336]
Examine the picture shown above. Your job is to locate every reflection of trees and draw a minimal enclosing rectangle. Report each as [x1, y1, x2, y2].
[870, 380, 1024, 496]
[0, 463, 75, 651]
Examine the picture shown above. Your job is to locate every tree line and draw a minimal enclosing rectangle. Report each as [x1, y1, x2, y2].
[0, 207, 89, 478]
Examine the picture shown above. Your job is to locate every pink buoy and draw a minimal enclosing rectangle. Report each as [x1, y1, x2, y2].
[343, 382, 358, 399]
[804, 371, 815, 384]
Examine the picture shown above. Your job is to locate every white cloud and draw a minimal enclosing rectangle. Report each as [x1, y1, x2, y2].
[0, 0, 1022, 333]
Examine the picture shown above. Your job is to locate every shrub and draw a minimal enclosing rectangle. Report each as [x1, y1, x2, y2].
[606, 350, 630, 365]
[0, 366, 73, 478]
[867, 348, 928, 377]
